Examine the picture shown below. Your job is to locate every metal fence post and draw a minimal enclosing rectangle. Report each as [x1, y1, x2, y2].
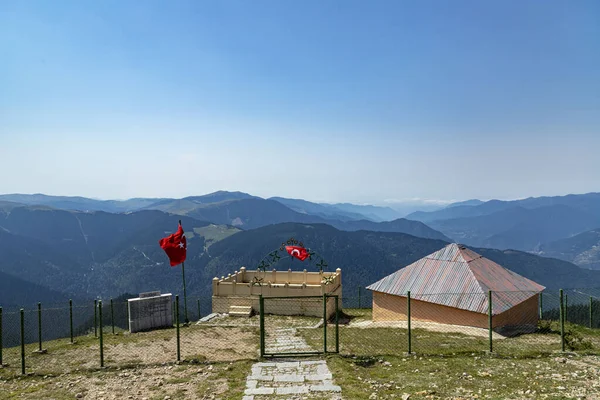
[37, 302, 42, 352]
[69, 299, 74, 344]
[560, 289, 565, 352]
[539, 293, 543, 320]
[488, 290, 493, 353]
[99, 301, 104, 367]
[565, 293, 568, 322]
[259, 295, 265, 357]
[175, 295, 181, 362]
[335, 295, 339, 353]
[407, 291, 412, 354]
[323, 294, 327, 354]
[590, 296, 593, 329]
[358, 287, 361, 309]
[20, 309, 25, 375]
[110, 299, 115, 335]
[94, 299, 98, 337]
[0, 307, 3, 366]
[197, 299, 201, 320]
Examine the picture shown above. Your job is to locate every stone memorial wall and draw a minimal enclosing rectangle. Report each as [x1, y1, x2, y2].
[128, 291, 173, 333]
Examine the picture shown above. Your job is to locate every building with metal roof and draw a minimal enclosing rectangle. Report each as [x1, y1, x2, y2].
[366, 243, 545, 333]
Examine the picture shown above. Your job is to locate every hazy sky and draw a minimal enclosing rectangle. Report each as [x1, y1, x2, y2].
[1, 1, 599, 205]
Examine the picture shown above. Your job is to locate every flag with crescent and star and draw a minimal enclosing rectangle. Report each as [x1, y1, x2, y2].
[285, 245, 309, 261]
[159, 222, 187, 267]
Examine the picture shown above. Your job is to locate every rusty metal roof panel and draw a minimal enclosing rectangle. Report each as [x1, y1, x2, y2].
[366, 243, 545, 314]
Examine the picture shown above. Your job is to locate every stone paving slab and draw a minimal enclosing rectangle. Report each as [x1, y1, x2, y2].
[305, 374, 333, 381]
[310, 383, 343, 392]
[245, 387, 275, 395]
[245, 328, 342, 399]
[264, 328, 314, 354]
[254, 375, 274, 381]
[275, 386, 310, 395]
[274, 374, 304, 383]
[246, 380, 258, 389]
[244, 359, 341, 398]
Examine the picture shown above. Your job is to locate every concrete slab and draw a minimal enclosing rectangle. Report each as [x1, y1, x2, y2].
[197, 313, 219, 323]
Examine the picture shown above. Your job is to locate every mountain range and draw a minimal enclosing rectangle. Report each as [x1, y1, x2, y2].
[0, 192, 449, 241]
[2, 190, 600, 309]
[538, 228, 600, 270]
[0, 192, 402, 220]
[407, 193, 600, 222]
[1, 203, 600, 310]
[406, 193, 600, 255]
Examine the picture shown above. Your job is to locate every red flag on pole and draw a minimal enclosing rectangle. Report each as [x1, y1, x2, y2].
[285, 245, 309, 261]
[159, 222, 187, 266]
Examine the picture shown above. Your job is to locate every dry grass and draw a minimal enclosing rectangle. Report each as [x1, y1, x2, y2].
[0, 325, 259, 377]
[5, 308, 600, 399]
[327, 353, 600, 399]
[0, 361, 252, 400]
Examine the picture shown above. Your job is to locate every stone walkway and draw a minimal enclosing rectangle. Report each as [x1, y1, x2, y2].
[243, 328, 342, 399]
[243, 360, 341, 399]
[265, 328, 314, 354]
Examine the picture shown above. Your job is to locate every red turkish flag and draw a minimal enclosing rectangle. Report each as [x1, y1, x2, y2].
[159, 223, 187, 267]
[285, 246, 309, 261]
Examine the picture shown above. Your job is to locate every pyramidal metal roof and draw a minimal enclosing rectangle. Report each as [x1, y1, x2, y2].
[366, 243, 545, 315]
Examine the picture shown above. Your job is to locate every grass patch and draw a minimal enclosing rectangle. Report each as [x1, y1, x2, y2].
[194, 224, 240, 247]
[327, 353, 599, 399]
[165, 377, 190, 385]
[340, 308, 372, 323]
[194, 361, 253, 400]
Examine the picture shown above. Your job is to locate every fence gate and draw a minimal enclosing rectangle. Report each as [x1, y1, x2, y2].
[259, 295, 339, 357]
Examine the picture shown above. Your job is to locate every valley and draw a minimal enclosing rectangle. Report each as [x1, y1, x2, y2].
[2, 192, 600, 309]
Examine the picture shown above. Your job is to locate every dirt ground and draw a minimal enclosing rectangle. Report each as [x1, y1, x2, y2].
[105, 325, 258, 365]
[0, 325, 258, 377]
[0, 361, 250, 400]
[350, 320, 507, 339]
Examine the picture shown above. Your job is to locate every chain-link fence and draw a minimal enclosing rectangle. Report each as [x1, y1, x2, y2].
[0, 294, 259, 377]
[259, 296, 336, 357]
[337, 287, 600, 358]
[3, 289, 600, 377]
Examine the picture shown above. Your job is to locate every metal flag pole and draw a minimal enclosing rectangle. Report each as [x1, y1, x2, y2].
[179, 220, 189, 323]
[182, 261, 189, 323]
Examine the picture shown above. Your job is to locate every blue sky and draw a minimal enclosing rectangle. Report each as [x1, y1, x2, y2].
[1, 0, 598, 205]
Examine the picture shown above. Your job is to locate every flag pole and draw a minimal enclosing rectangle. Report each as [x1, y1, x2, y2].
[179, 220, 189, 324]
[181, 261, 189, 324]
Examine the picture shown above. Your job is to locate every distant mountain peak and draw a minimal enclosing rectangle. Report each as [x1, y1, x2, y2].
[445, 199, 484, 208]
[182, 191, 259, 203]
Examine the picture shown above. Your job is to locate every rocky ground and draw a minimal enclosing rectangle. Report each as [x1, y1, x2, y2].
[328, 353, 600, 399]
[0, 361, 251, 400]
[3, 353, 600, 399]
